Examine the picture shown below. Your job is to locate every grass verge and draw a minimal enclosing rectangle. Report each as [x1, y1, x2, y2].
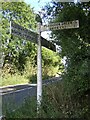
[3, 81, 90, 119]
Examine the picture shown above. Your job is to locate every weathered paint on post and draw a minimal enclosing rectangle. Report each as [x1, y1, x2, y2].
[37, 22, 42, 108]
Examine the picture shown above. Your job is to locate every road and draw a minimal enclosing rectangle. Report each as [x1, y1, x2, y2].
[0, 77, 61, 95]
[0, 77, 61, 116]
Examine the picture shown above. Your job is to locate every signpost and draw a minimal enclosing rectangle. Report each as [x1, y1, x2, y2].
[11, 21, 56, 110]
[11, 20, 79, 111]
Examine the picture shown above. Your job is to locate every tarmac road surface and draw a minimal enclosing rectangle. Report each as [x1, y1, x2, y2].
[0, 77, 62, 115]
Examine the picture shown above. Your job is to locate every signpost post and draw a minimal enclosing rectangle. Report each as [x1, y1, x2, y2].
[37, 23, 42, 109]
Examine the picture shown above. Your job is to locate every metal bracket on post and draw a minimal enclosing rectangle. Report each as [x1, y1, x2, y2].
[37, 22, 42, 111]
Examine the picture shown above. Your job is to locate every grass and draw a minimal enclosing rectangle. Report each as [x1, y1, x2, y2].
[1, 72, 54, 87]
[1, 73, 29, 87]
[1, 63, 59, 86]
[3, 81, 90, 119]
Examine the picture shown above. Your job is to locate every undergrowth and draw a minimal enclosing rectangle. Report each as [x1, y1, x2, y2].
[3, 81, 90, 119]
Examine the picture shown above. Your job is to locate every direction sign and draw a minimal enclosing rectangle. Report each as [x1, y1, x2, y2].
[41, 20, 79, 31]
[11, 22, 56, 52]
[11, 22, 37, 43]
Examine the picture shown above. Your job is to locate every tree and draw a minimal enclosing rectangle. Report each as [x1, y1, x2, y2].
[1, 2, 36, 71]
[1, 2, 61, 80]
[44, 2, 90, 95]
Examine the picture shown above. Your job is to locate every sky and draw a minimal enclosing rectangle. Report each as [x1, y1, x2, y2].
[24, 0, 52, 40]
[24, 0, 52, 11]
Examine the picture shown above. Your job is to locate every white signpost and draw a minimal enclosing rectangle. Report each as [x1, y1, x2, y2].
[11, 20, 79, 111]
[11, 21, 55, 111]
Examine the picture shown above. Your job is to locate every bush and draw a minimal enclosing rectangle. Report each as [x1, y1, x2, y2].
[3, 81, 90, 119]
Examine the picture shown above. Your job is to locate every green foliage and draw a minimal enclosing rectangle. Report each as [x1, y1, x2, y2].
[2, 73, 29, 86]
[42, 47, 61, 79]
[3, 97, 37, 119]
[1, 2, 62, 86]
[44, 2, 90, 96]
[42, 47, 60, 66]
[1, 2, 36, 71]
[1, 47, 61, 86]
[4, 83, 89, 119]
[2, 2, 90, 119]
